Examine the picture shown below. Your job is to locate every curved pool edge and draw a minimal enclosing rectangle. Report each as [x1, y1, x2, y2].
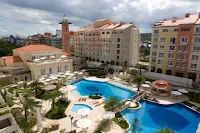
[122, 99, 200, 133]
[70, 103, 93, 114]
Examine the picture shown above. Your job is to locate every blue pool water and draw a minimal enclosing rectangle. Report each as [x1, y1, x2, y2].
[71, 79, 135, 100]
[122, 100, 200, 133]
[71, 104, 93, 113]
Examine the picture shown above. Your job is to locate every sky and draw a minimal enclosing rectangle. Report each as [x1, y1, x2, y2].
[0, 0, 199, 36]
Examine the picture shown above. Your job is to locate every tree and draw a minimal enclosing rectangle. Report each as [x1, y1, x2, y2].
[29, 80, 43, 97]
[104, 97, 124, 111]
[135, 64, 148, 75]
[131, 118, 142, 133]
[133, 75, 145, 91]
[155, 127, 176, 133]
[19, 92, 41, 124]
[42, 89, 62, 109]
[127, 69, 139, 83]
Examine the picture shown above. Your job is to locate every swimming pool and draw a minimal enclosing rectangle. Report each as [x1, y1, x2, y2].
[71, 104, 93, 113]
[122, 100, 200, 133]
[71, 79, 136, 100]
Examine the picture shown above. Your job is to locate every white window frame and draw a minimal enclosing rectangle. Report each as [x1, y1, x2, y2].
[180, 36, 188, 44]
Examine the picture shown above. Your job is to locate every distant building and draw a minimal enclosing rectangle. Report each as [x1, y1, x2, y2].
[9, 35, 15, 44]
[56, 29, 62, 39]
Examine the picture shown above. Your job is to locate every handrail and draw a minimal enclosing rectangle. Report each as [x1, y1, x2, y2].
[114, 91, 147, 113]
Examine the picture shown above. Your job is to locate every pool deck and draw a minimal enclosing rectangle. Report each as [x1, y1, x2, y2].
[64, 96, 125, 133]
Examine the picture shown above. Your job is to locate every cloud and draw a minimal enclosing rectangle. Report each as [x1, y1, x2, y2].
[0, 0, 199, 36]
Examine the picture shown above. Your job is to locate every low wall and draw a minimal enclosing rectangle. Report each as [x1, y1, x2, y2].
[142, 72, 193, 88]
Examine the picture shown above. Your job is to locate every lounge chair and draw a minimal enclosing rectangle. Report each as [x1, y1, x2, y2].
[78, 98, 81, 101]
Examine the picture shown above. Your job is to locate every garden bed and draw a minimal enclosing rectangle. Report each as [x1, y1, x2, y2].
[89, 95, 102, 99]
[45, 99, 70, 119]
[112, 112, 129, 130]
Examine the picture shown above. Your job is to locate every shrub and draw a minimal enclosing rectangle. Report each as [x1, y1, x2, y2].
[152, 98, 159, 103]
[145, 77, 155, 82]
[0, 103, 7, 108]
[45, 99, 70, 119]
[143, 95, 149, 99]
[0, 109, 10, 116]
[6, 96, 14, 107]
[94, 119, 111, 133]
[89, 94, 102, 99]
[115, 112, 123, 118]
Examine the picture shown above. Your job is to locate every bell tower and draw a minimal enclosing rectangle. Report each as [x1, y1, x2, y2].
[59, 15, 71, 53]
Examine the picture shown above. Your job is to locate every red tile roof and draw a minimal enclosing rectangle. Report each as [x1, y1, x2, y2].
[3, 56, 23, 66]
[15, 44, 62, 52]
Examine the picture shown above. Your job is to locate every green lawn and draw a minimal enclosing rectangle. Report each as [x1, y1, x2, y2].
[45, 99, 70, 119]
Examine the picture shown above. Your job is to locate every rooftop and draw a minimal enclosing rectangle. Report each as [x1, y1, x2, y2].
[153, 13, 200, 27]
[3, 56, 23, 66]
[14, 44, 62, 52]
[114, 24, 133, 30]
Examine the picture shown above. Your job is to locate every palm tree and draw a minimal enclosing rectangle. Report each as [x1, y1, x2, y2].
[155, 127, 176, 133]
[127, 69, 139, 83]
[42, 89, 62, 109]
[19, 94, 41, 124]
[104, 97, 124, 111]
[135, 64, 148, 75]
[131, 118, 142, 133]
[30, 80, 43, 97]
[133, 75, 145, 91]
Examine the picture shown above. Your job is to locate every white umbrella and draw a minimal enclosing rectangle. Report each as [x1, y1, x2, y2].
[45, 78, 52, 82]
[141, 84, 150, 88]
[49, 75, 57, 79]
[70, 73, 75, 76]
[65, 73, 71, 76]
[145, 81, 151, 84]
[17, 81, 24, 84]
[50, 55, 56, 59]
[61, 55, 67, 58]
[67, 70, 71, 73]
[40, 57, 46, 60]
[76, 118, 92, 128]
[77, 108, 91, 116]
[43, 85, 56, 91]
[178, 89, 188, 94]
[39, 77, 45, 81]
[171, 91, 182, 96]
[81, 69, 86, 72]
[33, 59, 40, 62]
[74, 71, 78, 74]
[78, 72, 83, 75]
[103, 111, 115, 119]
[58, 72, 64, 75]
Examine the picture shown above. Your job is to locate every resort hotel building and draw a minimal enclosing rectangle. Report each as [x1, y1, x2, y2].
[74, 19, 140, 68]
[150, 12, 200, 83]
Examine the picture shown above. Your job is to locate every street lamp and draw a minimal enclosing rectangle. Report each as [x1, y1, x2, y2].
[68, 115, 74, 133]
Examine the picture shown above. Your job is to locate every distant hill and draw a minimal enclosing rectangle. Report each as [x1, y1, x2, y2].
[140, 33, 152, 42]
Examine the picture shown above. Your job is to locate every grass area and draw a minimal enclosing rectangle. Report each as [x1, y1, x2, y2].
[45, 99, 70, 119]
[94, 119, 111, 133]
[130, 102, 140, 109]
[187, 92, 200, 104]
[6, 96, 15, 107]
[112, 112, 129, 130]
[89, 94, 102, 99]
[12, 107, 36, 133]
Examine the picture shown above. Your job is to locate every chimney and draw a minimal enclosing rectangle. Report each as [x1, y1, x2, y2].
[120, 22, 126, 25]
[163, 19, 167, 21]
[172, 17, 178, 23]
[185, 13, 190, 18]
